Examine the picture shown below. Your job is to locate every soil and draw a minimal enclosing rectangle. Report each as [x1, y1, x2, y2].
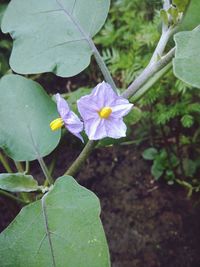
[1, 141, 200, 267]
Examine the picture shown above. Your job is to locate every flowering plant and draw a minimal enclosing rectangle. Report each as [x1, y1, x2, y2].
[0, 0, 199, 266]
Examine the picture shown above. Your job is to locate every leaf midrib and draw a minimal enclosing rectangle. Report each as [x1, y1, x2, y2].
[41, 194, 56, 267]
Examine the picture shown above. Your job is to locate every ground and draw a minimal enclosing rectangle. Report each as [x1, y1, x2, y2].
[1, 141, 200, 267]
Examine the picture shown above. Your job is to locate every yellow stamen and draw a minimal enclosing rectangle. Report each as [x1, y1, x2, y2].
[99, 107, 112, 119]
[50, 118, 64, 131]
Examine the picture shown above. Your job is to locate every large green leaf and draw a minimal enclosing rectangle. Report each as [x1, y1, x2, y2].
[0, 4, 7, 25]
[0, 173, 39, 192]
[1, 0, 110, 77]
[173, 26, 200, 88]
[0, 74, 61, 161]
[0, 176, 110, 267]
[179, 0, 200, 31]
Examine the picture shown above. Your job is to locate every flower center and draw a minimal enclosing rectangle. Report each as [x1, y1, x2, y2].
[50, 117, 64, 131]
[99, 107, 112, 119]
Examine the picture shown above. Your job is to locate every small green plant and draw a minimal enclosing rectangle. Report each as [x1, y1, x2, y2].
[140, 77, 200, 191]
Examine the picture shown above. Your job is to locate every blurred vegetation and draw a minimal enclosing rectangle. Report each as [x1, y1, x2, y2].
[1, 0, 200, 194]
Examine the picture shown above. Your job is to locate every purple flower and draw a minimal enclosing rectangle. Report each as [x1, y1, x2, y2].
[77, 82, 133, 140]
[50, 93, 83, 142]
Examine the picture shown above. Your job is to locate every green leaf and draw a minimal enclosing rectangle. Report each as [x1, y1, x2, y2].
[0, 4, 7, 25]
[124, 106, 142, 126]
[172, 0, 189, 12]
[0, 176, 110, 267]
[160, 9, 168, 26]
[0, 173, 39, 192]
[0, 74, 61, 161]
[173, 27, 200, 88]
[1, 0, 110, 77]
[183, 158, 197, 177]
[179, 0, 200, 31]
[151, 161, 164, 180]
[142, 148, 158, 160]
[181, 114, 194, 128]
[168, 6, 179, 24]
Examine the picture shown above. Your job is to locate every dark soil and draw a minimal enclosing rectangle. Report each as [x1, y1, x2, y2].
[1, 142, 200, 267]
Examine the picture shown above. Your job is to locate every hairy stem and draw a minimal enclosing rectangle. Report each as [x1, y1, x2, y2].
[131, 62, 172, 103]
[65, 141, 96, 177]
[14, 161, 24, 173]
[149, 27, 176, 65]
[122, 47, 175, 99]
[163, 0, 171, 9]
[162, 0, 171, 32]
[25, 161, 30, 174]
[0, 151, 13, 173]
[92, 44, 117, 92]
[38, 157, 54, 185]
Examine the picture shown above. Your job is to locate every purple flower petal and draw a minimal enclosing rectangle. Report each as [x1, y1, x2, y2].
[104, 118, 127, 139]
[77, 82, 118, 121]
[54, 93, 83, 141]
[64, 111, 84, 142]
[85, 118, 107, 140]
[78, 81, 133, 140]
[110, 98, 133, 118]
[55, 93, 70, 119]
[77, 96, 99, 121]
[91, 81, 118, 107]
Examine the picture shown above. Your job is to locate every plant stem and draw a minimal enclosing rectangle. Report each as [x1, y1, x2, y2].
[0, 151, 13, 173]
[122, 47, 175, 99]
[0, 189, 27, 204]
[162, 0, 171, 33]
[131, 61, 172, 103]
[65, 141, 96, 177]
[14, 161, 24, 173]
[163, 0, 171, 10]
[38, 157, 54, 185]
[25, 161, 30, 174]
[92, 44, 117, 92]
[44, 159, 56, 187]
[149, 27, 176, 65]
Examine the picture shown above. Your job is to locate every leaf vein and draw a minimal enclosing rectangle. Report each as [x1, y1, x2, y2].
[42, 194, 56, 267]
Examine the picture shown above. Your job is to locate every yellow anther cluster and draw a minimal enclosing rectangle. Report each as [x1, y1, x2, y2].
[99, 107, 112, 119]
[50, 118, 64, 131]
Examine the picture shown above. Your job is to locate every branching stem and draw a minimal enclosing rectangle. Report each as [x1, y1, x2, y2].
[122, 47, 175, 99]
[149, 26, 176, 65]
